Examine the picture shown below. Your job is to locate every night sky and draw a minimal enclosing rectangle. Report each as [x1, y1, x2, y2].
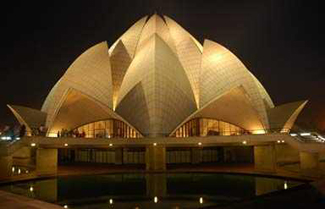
[0, 0, 324, 129]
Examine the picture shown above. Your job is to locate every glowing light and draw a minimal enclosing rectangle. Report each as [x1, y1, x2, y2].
[300, 133, 311, 136]
[26, 170, 29, 174]
[48, 133, 57, 138]
[153, 143, 157, 146]
[109, 143, 113, 147]
[290, 133, 298, 137]
[12, 167, 15, 172]
[199, 197, 204, 204]
[1, 136, 11, 140]
[280, 129, 289, 133]
[198, 142, 202, 146]
[242, 141, 247, 145]
[18, 169, 21, 174]
[109, 199, 113, 204]
[277, 140, 281, 143]
[252, 130, 266, 135]
[29, 186, 34, 192]
[284, 181, 288, 190]
[31, 143, 36, 147]
[16, 137, 20, 140]
[154, 196, 158, 203]
[63, 205, 68, 209]
[64, 143, 68, 147]
[281, 140, 285, 143]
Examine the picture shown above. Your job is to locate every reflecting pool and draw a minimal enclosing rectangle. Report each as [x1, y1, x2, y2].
[0, 173, 305, 209]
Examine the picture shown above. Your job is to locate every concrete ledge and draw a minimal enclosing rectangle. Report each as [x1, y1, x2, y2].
[0, 190, 63, 209]
[2, 134, 325, 157]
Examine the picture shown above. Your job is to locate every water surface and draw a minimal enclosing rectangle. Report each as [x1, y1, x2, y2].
[0, 173, 304, 209]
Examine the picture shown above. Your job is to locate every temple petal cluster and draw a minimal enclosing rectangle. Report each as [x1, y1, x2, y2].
[8, 14, 307, 138]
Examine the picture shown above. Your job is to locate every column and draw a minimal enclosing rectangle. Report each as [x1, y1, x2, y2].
[191, 147, 202, 164]
[0, 156, 12, 179]
[146, 145, 166, 171]
[254, 144, 276, 173]
[12, 147, 32, 167]
[36, 148, 58, 176]
[275, 144, 299, 166]
[123, 148, 129, 164]
[115, 148, 123, 165]
[300, 151, 320, 177]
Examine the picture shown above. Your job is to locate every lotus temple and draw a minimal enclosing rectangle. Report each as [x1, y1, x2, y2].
[1, 13, 325, 198]
[6, 14, 308, 138]
[1, 13, 325, 209]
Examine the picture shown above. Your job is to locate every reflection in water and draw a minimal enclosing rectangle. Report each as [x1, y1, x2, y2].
[255, 177, 299, 196]
[146, 174, 166, 197]
[37, 179, 58, 203]
[0, 173, 303, 209]
[255, 177, 283, 196]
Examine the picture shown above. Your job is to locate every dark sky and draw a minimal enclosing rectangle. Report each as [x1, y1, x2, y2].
[0, 0, 324, 127]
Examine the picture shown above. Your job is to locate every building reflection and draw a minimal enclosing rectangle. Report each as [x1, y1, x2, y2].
[36, 179, 58, 202]
[5, 179, 58, 202]
[146, 174, 167, 197]
[0, 173, 303, 208]
[255, 177, 284, 196]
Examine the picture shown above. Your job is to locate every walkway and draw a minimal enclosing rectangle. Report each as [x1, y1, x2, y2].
[0, 190, 63, 209]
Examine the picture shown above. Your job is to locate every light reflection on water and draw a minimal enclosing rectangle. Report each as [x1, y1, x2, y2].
[0, 173, 304, 209]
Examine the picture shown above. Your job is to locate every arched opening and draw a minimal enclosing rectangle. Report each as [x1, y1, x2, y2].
[171, 118, 248, 137]
[72, 119, 141, 138]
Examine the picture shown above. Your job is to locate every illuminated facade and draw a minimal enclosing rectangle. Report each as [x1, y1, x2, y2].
[75, 119, 141, 139]
[172, 118, 246, 137]
[7, 14, 307, 138]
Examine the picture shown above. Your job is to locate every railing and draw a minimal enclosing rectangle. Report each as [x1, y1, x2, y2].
[290, 132, 325, 143]
[1, 129, 325, 144]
